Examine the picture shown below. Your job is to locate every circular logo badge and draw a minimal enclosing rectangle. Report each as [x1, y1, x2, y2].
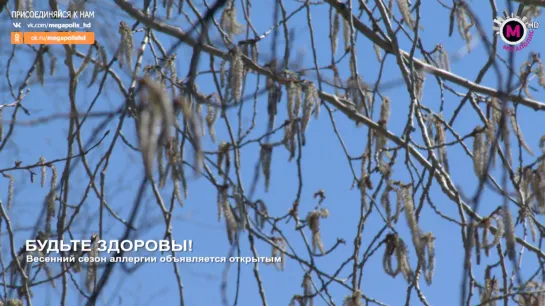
[499, 18, 527, 45]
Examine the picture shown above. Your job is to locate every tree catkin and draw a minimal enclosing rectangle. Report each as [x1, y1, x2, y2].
[485, 121, 496, 169]
[206, 103, 218, 143]
[260, 144, 273, 192]
[39, 156, 46, 188]
[343, 17, 350, 51]
[220, 1, 243, 38]
[381, 185, 392, 222]
[173, 177, 184, 207]
[219, 60, 227, 88]
[437, 45, 450, 71]
[6, 298, 24, 306]
[415, 68, 425, 101]
[302, 82, 319, 133]
[455, 5, 473, 52]
[434, 116, 449, 173]
[383, 233, 401, 278]
[287, 82, 297, 119]
[508, 109, 534, 156]
[302, 273, 314, 306]
[394, 187, 403, 223]
[266, 75, 281, 132]
[502, 207, 516, 261]
[533, 160, 545, 211]
[375, 98, 390, 162]
[373, 44, 382, 62]
[6, 174, 14, 209]
[85, 235, 99, 292]
[222, 199, 238, 245]
[482, 216, 503, 256]
[45, 165, 58, 236]
[480, 276, 499, 306]
[422, 232, 435, 285]
[396, 0, 416, 30]
[306, 208, 329, 254]
[229, 47, 244, 102]
[473, 127, 485, 178]
[343, 291, 363, 306]
[537, 57, 545, 89]
[255, 200, 268, 229]
[270, 237, 286, 271]
[118, 21, 133, 68]
[331, 12, 340, 55]
[396, 237, 414, 283]
[401, 185, 424, 265]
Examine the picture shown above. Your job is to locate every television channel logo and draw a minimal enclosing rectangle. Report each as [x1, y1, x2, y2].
[493, 10, 539, 52]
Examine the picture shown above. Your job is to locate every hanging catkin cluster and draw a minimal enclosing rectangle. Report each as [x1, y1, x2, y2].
[400, 184, 427, 269]
[516, 282, 545, 306]
[381, 185, 394, 222]
[306, 208, 329, 255]
[535, 53, 545, 89]
[375, 97, 390, 161]
[434, 44, 450, 71]
[137, 77, 175, 178]
[346, 76, 371, 114]
[455, 4, 474, 52]
[270, 237, 286, 271]
[39, 156, 46, 187]
[118, 21, 133, 68]
[396, 0, 416, 30]
[421, 232, 435, 285]
[286, 80, 303, 119]
[221, 194, 238, 245]
[5, 298, 24, 306]
[182, 90, 205, 175]
[342, 290, 363, 306]
[260, 144, 273, 192]
[4, 174, 14, 209]
[531, 159, 545, 212]
[205, 101, 219, 143]
[301, 82, 320, 133]
[382, 233, 413, 283]
[45, 165, 58, 236]
[479, 272, 499, 306]
[288, 296, 305, 306]
[472, 126, 486, 178]
[522, 5, 542, 20]
[479, 215, 503, 258]
[508, 108, 534, 156]
[433, 115, 449, 173]
[220, 1, 243, 38]
[217, 141, 231, 180]
[89, 45, 107, 88]
[86, 234, 99, 292]
[502, 207, 516, 261]
[302, 272, 314, 306]
[229, 47, 244, 102]
[342, 15, 350, 51]
[266, 72, 281, 131]
[254, 200, 268, 230]
[358, 152, 371, 213]
[283, 118, 299, 161]
[331, 11, 340, 55]
[414, 68, 425, 101]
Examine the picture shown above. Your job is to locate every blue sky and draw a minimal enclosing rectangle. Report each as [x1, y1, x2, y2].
[1, 0, 545, 305]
